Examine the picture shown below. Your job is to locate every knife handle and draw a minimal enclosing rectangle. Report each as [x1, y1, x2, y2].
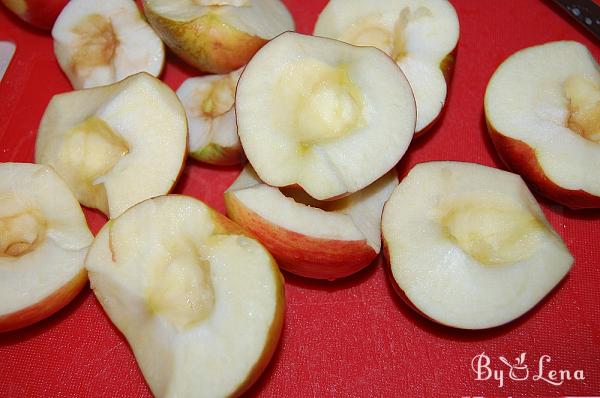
[552, 0, 600, 40]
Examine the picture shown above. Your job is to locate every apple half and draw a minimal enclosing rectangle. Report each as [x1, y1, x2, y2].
[1, 0, 68, 30]
[0, 163, 93, 332]
[176, 69, 243, 166]
[226, 166, 398, 280]
[86, 195, 284, 397]
[236, 32, 416, 201]
[53, 0, 165, 89]
[382, 161, 573, 329]
[314, 0, 459, 135]
[35, 72, 188, 219]
[142, 0, 295, 74]
[485, 41, 600, 209]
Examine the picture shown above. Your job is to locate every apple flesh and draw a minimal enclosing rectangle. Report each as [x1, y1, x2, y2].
[485, 41, 600, 209]
[35, 72, 188, 219]
[225, 166, 398, 280]
[236, 32, 416, 201]
[1, 0, 68, 30]
[86, 195, 284, 397]
[52, 0, 165, 90]
[314, 0, 459, 135]
[0, 163, 93, 332]
[142, 0, 295, 74]
[176, 69, 243, 166]
[382, 161, 573, 329]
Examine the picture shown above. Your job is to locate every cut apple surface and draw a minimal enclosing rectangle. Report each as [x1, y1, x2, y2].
[85, 195, 284, 398]
[226, 166, 398, 280]
[485, 41, 600, 209]
[236, 32, 416, 201]
[142, 0, 294, 74]
[314, 0, 459, 134]
[52, 0, 165, 89]
[382, 161, 573, 329]
[176, 69, 243, 165]
[35, 72, 188, 219]
[0, 163, 93, 332]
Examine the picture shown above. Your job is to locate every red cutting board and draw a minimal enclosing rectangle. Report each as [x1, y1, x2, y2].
[1, 1, 599, 397]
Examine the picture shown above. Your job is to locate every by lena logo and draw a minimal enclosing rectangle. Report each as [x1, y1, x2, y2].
[471, 352, 585, 388]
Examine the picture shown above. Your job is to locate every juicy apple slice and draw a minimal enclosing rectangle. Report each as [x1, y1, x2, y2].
[485, 41, 600, 209]
[35, 72, 188, 219]
[176, 69, 243, 165]
[142, 0, 295, 74]
[225, 166, 398, 280]
[0, 163, 93, 332]
[1, 0, 68, 30]
[236, 32, 416, 201]
[382, 161, 573, 329]
[53, 0, 165, 89]
[85, 195, 284, 397]
[314, 0, 459, 135]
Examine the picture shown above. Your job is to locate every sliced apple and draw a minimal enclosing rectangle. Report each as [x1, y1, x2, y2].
[142, 0, 294, 74]
[52, 0, 165, 89]
[225, 166, 398, 280]
[0, 163, 93, 332]
[236, 32, 416, 201]
[485, 41, 600, 209]
[35, 72, 188, 219]
[382, 161, 573, 329]
[1, 0, 68, 30]
[314, 0, 459, 135]
[85, 195, 284, 397]
[176, 69, 243, 166]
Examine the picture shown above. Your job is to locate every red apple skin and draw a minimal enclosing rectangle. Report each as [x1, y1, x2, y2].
[1, 0, 68, 30]
[412, 47, 458, 138]
[0, 268, 88, 332]
[487, 124, 600, 209]
[225, 192, 378, 281]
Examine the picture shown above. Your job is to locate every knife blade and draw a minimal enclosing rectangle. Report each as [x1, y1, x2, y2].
[0, 41, 16, 83]
[551, 0, 600, 41]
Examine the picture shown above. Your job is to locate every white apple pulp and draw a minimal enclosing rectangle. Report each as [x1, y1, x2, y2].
[86, 195, 284, 397]
[382, 161, 573, 329]
[236, 32, 416, 201]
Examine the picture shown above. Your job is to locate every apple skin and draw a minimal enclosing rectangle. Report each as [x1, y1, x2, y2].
[413, 47, 458, 139]
[487, 124, 600, 209]
[142, 4, 267, 74]
[225, 192, 378, 281]
[1, 0, 68, 30]
[0, 268, 87, 332]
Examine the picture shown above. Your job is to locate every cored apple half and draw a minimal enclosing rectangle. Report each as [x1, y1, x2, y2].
[86, 195, 284, 398]
[0, 163, 93, 332]
[36, 72, 188, 219]
[176, 69, 243, 166]
[142, 0, 295, 74]
[314, 0, 459, 135]
[236, 32, 416, 201]
[225, 166, 398, 280]
[485, 41, 600, 209]
[382, 161, 573, 329]
[53, 0, 165, 89]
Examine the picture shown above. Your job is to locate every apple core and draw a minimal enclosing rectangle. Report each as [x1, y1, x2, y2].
[147, 243, 215, 331]
[564, 75, 600, 143]
[437, 195, 545, 266]
[0, 201, 46, 258]
[273, 59, 364, 146]
[71, 14, 118, 73]
[199, 77, 236, 118]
